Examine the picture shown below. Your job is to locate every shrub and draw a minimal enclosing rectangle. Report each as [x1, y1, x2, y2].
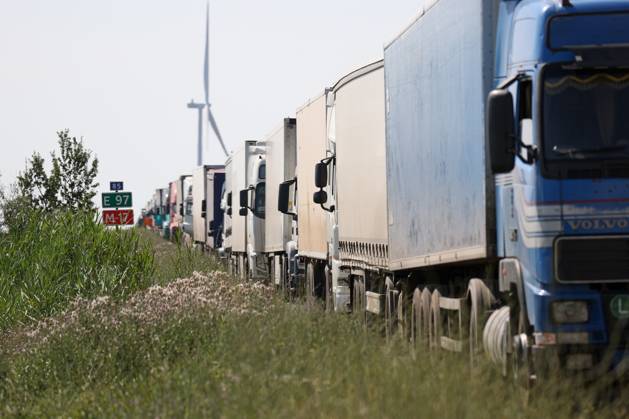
[15, 129, 99, 213]
[0, 209, 154, 330]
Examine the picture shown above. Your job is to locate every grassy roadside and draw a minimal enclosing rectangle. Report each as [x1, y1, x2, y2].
[0, 211, 155, 330]
[1, 233, 627, 418]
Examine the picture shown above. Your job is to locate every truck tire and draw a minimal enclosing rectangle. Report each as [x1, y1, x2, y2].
[397, 290, 410, 341]
[510, 298, 535, 394]
[384, 277, 396, 339]
[411, 288, 431, 350]
[430, 290, 442, 350]
[468, 278, 495, 365]
[325, 267, 333, 312]
[306, 262, 316, 307]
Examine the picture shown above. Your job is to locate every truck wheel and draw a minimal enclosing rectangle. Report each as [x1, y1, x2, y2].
[384, 277, 396, 339]
[397, 290, 410, 341]
[352, 277, 359, 313]
[280, 255, 290, 299]
[510, 301, 535, 394]
[430, 290, 442, 350]
[468, 279, 495, 365]
[306, 262, 316, 308]
[411, 288, 431, 350]
[359, 278, 367, 325]
[353, 276, 366, 322]
[325, 267, 333, 312]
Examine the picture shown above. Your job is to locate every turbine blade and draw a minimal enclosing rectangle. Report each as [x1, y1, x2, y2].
[203, 2, 210, 105]
[208, 107, 229, 157]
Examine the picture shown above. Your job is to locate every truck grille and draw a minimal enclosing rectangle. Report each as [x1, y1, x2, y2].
[555, 236, 629, 283]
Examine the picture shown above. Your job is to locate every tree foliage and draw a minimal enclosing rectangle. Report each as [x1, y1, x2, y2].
[16, 129, 99, 212]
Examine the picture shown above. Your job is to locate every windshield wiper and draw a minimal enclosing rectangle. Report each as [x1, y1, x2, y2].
[552, 144, 629, 156]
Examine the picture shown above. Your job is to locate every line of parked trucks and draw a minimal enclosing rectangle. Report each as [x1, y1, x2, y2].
[143, 0, 629, 384]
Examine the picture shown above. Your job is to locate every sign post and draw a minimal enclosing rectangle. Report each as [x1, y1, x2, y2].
[101, 182, 133, 227]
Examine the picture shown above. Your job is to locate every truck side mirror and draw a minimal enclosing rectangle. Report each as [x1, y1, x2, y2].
[239, 189, 248, 208]
[239, 207, 248, 216]
[226, 207, 232, 216]
[179, 203, 184, 216]
[227, 192, 232, 207]
[209, 220, 215, 232]
[314, 162, 328, 188]
[313, 190, 328, 205]
[278, 182, 289, 214]
[201, 199, 207, 218]
[487, 89, 516, 174]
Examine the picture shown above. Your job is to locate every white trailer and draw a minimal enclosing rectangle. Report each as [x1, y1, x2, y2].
[264, 119, 297, 286]
[232, 140, 266, 279]
[295, 94, 330, 300]
[192, 165, 225, 249]
[220, 155, 235, 260]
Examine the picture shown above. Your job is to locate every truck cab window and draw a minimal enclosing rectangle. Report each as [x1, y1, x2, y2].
[543, 68, 629, 160]
[518, 80, 533, 148]
[255, 182, 265, 219]
[258, 163, 266, 180]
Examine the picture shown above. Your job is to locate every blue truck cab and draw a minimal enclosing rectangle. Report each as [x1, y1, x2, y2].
[490, 0, 629, 375]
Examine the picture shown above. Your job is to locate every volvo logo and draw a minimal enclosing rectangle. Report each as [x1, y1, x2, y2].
[565, 218, 629, 231]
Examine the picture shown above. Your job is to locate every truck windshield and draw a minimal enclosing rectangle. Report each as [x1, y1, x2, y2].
[543, 68, 629, 160]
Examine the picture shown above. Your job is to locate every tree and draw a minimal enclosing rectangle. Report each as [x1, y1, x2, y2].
[16, 129, 99, 211]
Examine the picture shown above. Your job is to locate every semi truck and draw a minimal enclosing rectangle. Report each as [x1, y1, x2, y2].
[191, 165, 226, 251]
[262, 119, 297, 288]
[220, 156, 235, 264]
[231, 140, 266, 279]
[169, 175, 191, 239]
[283, 94, 331, 300]
[182, 176, 194, 238]
[360, 0, 629, 381]
[311, 60, 387, 313]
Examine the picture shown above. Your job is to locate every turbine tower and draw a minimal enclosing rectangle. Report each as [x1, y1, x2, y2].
[188, 1, 228, 167]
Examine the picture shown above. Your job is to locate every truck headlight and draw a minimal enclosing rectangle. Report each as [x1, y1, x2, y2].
[551, 301, 588, 324]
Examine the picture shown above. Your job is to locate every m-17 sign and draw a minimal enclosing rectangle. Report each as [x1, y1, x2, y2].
[102, 192, 133, 208]
[103, 209, 134, 226]
[101, 182, 133, 226]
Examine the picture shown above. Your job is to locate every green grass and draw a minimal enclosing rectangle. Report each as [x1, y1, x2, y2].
[1, 231, 627, 418]
[0, 210, 154, 330]
[142, 230, 224, 285]
[1, 299, 627, 418]
[0, 206, 222, 331]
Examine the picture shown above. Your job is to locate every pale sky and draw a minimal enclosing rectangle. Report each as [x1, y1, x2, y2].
[0, 0, 421, 216]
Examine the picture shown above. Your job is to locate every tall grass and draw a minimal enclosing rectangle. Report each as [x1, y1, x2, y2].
[140, 229, 224, 284]
[1, 232, 626, 417]
[0, 209, 154, 330]
[1, 300, 626, 418]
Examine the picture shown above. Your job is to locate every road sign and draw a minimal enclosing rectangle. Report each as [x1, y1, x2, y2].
[110, 181, 124, 191]
[103, 209, 134, 226]
[102, 192, 133, 208]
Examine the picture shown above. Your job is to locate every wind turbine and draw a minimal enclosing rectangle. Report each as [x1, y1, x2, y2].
[188, 1, 228, 167]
